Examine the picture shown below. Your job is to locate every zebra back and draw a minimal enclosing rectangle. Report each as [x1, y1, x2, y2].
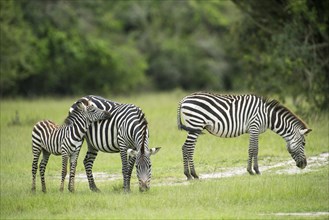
[70, 95, 120, 113]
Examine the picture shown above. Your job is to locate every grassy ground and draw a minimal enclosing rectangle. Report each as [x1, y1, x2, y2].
[1, 91, 328, 219]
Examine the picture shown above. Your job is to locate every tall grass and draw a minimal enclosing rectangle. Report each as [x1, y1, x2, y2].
[1, 91, 328, 219]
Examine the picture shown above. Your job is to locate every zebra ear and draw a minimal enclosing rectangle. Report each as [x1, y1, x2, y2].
[127, 149, 138, 157]
[80, 98, 90, 106]
[149, 147, 161, 155]
[69, 107, 74, 113]
[300, 128, 312, 136]
[77, 101, 85, 110]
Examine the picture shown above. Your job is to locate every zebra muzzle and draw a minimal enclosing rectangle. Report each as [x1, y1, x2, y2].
[296, 159, 307, 169]
[139, 180, 150, 192]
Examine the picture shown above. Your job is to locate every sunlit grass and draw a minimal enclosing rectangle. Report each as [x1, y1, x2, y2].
[1, 170, 327, 219]
[1, 91, 328, 219]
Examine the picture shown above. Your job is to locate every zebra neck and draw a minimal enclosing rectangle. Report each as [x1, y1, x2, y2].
[268, 108, 298, 139]
[64, 115, 89, 139]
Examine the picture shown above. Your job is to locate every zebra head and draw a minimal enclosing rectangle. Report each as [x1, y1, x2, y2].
[128, 146, 161, 192]
[127, 118, 161, 192]
[70, 98, 111, 125]
[286, 128, 312, 169]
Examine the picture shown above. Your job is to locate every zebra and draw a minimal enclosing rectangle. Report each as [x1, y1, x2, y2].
[31, 98, 111, 193]
[177, 92, 312, 179]
[69, 95, 161, 192]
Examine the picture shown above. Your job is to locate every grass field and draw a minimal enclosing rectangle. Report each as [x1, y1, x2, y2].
[1, 91, 328, 219]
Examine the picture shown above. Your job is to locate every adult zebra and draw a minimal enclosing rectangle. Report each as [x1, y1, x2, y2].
[177, 92, 312, 179]
[31, 99, 111, 193]
[69, 95, 161, 192]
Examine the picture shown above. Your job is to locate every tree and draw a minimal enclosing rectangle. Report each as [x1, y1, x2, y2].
[0, 0, 42, 96]
[229, 0, 329, 111]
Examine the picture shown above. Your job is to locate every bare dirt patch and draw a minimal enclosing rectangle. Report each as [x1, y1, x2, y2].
[57, 153, 328, 186]
[155, 152, 328, 187]
[74, 172, 121, 183]
[201, 152, 329, 180]
[260, 212, 329, 217]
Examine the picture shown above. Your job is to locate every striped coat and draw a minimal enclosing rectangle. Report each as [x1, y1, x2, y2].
[178, 92, 311, 179]
[31, 99, 111, 192]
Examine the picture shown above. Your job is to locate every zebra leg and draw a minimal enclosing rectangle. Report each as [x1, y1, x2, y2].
[119, 146, 130, 193]
[182, 132, 199, 180]
[83, 149, 100, 192]
[39, 150, 50, 193]
[252, 135, 260, 175]
[60, 154, 69, 192]
[31, 148, 41, 192]
[126, 155, 136, 190]
[247, 147, 254, 175]
[253, 154, 260, 175]
[247, 131, 260, 175]
[68, 152, 79, 193]
[182, 145, 191, 179]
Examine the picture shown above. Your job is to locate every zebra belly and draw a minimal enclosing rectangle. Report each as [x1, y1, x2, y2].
[205, 121, 248, 138]
[97, 146, 120, 153]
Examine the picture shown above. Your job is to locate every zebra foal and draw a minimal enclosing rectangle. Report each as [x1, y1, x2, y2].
[31, 99, 111, 193]
[70, 95, 160, 192]
[178, 92, 312, 179]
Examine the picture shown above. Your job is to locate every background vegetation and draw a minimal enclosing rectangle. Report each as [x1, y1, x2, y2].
[0, 92, 328, 219]
[1, 0, 328, 111]
[1, 1, 328, 218]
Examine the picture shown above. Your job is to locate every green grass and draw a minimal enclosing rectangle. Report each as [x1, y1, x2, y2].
[1, 91, 328, 219]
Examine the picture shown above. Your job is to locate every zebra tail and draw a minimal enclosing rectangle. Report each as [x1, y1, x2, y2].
[177, 100, 184, 131]
[177, 100, 203, 134]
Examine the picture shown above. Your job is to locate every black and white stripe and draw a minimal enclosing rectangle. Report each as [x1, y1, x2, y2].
[31, 99, 111, 193]
[178, 92, 312, 179]
[70, 95, 160, 192]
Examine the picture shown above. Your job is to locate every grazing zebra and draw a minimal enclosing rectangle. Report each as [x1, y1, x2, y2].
[177, 92, 312, 179]
[31, 99, 111, 193]
[70, 95, 161, 192]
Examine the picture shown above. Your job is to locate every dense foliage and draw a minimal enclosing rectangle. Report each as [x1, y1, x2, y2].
[1, 0, 328, 110]
[230, 0, 329, 111]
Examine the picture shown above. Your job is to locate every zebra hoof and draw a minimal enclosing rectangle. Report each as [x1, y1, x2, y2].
[184, 172, 193, 180]
[247, 169, 255, 175]
[192, 174, 199, 179]
[91, 187, 101, 193]
[254, 166, 261, 175]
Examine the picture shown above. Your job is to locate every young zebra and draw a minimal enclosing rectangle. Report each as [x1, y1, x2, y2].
[31, 99, 111, 193]
[70, 96, 161, 192]
[177, 92, 312, 179]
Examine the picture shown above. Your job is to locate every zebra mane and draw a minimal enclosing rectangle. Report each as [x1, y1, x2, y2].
[64, 106, 81, 126]
[64, 115, 74, 126]
[140, 113, 148, 155]
[266, 98, 308, 129]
